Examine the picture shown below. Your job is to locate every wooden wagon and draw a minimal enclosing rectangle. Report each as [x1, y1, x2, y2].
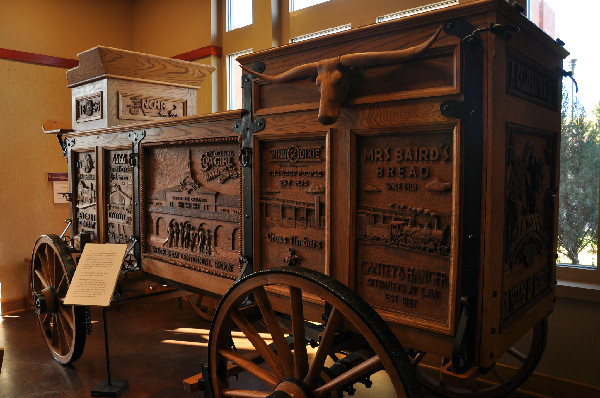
[31, 1, 568, 396]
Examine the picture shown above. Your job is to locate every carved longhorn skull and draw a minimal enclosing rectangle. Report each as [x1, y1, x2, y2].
[242, 26, 442, 125]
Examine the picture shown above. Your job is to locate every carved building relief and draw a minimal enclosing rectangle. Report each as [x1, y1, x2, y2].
[74, 151, 97, 239]
[355, 130, 455, 328]
[106, 149, 133, 244]
[258, 138, 327, 272]
[142, 138, 242, 280]
[501, 125, 557, 329]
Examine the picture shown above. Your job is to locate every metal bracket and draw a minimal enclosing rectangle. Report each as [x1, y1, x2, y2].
[128, 153, 139, 167]
[449, 296, 473, 373]
[239, 147, 252, 168]
[559, 68, 579, 93]
[236, 256, 251, 283]
[441, 99, 470, 120]
[444, 19, 519, 45]
[128, 129, 146, 263]
[63, 137, 75, 158]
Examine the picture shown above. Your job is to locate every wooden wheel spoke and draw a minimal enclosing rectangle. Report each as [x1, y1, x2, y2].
[252, 287, 294, 379]
[56, 273, 68, 296]
[34, 268, 50, 289]
[56, 312, 72, 354]
[411, 351, 425, 366]
[37, 248, 50, 286]
[492, 366, 509, 384]
[304, 307, 343, 388]
[221, 388, 270, 397]
[41, 313, 52, 328]
[45, 245, 56, 285]
[507, 346, 527, 363]
[313, 355, 382, 397]
[289, 286, 308, 380]
[230, 309, 285, 380]
[58, 305, 74, 328]
[51, 315, 60, 347]
[219, 349, 279, 388]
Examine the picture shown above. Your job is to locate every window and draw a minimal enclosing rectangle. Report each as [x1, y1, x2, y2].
[227, 49, 253, 110]
[528, 0, 600, 283]
[376, 0, 458, 23]
[290, 0, 329, 12]
[290, 24, 351, 43]
[227, 0, 252, 31]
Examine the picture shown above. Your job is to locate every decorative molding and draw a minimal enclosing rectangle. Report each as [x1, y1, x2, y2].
[172, 45, 222, 61]
[0, 48, 78, 69]
[0, 296, 28, 315]
[0, 45, 223, 70]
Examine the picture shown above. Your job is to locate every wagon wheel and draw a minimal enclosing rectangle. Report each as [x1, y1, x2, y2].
[186, 293, 219, 322]
[208, 266, 423, 398]
[31, 234, 87, 365]
[411, 317, 547, 398]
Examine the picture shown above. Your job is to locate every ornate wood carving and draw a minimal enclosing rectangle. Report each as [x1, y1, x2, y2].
[355, 128, 456, 331]
[141, 138, 243, 280]
[74, 151, 97, 238]
[75, 92, 103, 123]
[257, 137, 327, 273]
[106, 149, 134, 244]
[501, 124, 557, 329]
[118, 92, 187, 120]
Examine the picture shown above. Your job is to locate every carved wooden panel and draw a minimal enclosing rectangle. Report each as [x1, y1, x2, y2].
[75, 92, 103, 122]
[118, 92, 187, 121]
[105, 149, 133, 244]
[501, 124, 557, 330]
[141, 138, 242, 280]
[355, 128, 457, 332]
[256, 136, 327, 273]
[74, 151, 97, 238]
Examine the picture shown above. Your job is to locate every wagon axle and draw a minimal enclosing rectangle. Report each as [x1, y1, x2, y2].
[33, 286, 58, 315]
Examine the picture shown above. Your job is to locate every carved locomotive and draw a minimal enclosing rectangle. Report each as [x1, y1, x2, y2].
[32, 1, 567, 397]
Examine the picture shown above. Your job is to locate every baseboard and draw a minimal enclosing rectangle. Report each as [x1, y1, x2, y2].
[0, 296, 28, 315]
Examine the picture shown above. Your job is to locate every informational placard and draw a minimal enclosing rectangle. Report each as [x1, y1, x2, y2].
[53, 181, 70, 203]
[49, 173, 69, 204]
[64, 244, 127, 307]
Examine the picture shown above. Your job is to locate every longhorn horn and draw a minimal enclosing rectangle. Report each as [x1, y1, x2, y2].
[340, 25, 443, 68]
[240, 62, 318, 83]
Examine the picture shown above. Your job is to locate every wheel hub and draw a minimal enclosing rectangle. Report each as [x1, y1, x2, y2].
[268, 380, 313, 398]
[33, 286, 57, 314]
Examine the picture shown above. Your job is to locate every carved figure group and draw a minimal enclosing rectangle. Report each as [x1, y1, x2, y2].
[164, 220, 213, 255]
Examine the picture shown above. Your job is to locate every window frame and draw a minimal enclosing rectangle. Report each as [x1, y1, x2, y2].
[526, 0, 600, 287]
[289, 0, 330, 12]
[226, 0, 252, 32]
[227, 48, 253, 111]
[290, 23, 351, 43]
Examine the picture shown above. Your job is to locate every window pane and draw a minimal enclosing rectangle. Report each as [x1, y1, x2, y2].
[290, 0, 329, 11]
[227, 0, 252, 31]
[377, 0, 458, 23]
[529, 0, 600, 268]
[227, 49, 253, 110]
[290, 24, 351, 43]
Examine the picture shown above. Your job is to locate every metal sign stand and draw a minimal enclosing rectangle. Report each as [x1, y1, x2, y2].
[91, 307, 129, 397]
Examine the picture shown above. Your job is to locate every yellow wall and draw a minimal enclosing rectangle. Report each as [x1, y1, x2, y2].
[0, 0, 134, 58]
[0, 59, 72, 300]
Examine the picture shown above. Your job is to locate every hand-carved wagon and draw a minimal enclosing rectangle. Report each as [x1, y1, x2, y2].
[31, 1, 568, 397]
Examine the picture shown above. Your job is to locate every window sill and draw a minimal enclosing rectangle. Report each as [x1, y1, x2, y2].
[556, 279, 600, 303]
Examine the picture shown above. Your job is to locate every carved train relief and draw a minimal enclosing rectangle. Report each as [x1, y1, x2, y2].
[143, 139, 242, 279]
[501, 125, 557, 328]
[355, 130, 455, 326]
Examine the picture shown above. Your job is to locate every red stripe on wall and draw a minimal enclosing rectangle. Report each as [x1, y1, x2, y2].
[172, 45, 222, 61]
[0, 48, 78, 69]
